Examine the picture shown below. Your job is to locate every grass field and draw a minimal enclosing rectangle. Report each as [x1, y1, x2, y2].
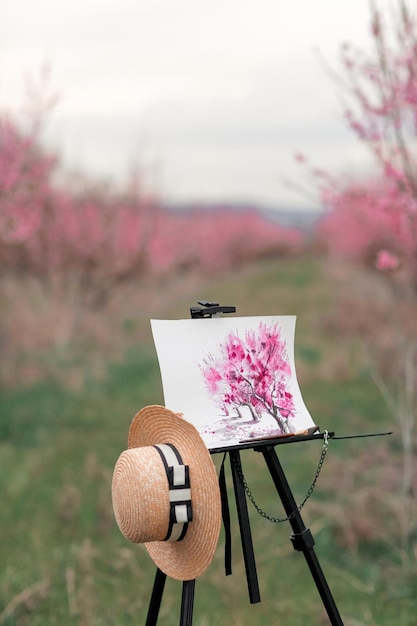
[1, 256, 416, 625]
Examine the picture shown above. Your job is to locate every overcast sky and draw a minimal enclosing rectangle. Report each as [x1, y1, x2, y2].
[1, 0, 379, 209]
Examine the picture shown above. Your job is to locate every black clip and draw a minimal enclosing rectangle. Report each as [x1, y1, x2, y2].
[190, 301, 236, 319]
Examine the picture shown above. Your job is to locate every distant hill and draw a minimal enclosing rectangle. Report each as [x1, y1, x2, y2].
[260, 206, 323, 232]
[164, 201, 323, 233]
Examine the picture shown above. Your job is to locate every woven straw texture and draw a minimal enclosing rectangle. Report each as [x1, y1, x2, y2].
[113, 405, 221, 581]
[112, 447, 172, 543]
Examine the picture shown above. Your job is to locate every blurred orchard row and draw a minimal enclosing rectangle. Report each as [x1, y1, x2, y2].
[1, 0, 417, 385]
[0, 113, 304, 302]
[2, 3, 417, 295]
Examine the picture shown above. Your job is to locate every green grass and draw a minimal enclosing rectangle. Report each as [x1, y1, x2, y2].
[1, 256, 415, 625]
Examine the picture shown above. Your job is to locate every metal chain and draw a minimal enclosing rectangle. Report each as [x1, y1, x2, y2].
[234, 431, 329, 523]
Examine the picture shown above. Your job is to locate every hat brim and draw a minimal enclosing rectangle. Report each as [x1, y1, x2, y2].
[127, 405, 221, 581]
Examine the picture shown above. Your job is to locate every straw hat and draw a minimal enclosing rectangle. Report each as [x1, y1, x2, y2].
[112, 405, 221, 581]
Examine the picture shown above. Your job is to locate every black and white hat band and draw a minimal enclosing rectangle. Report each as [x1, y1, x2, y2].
[154, 443, 193, 542]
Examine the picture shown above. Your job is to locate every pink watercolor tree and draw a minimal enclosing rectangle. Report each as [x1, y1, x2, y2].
[200, 321, 296, 433]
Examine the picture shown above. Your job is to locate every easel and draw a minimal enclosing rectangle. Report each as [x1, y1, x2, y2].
[145, 302, 344, 626]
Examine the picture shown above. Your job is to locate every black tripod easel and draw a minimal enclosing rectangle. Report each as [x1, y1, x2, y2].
[145, 434, 343, 625]
[145, 302, 344, 626]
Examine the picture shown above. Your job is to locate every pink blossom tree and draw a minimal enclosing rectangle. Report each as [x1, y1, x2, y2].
[200, 321, 296, 433]
[0, 95, 303, 296]
[298, 0, 417, 287]
[0, 115, 56, 271]
[294, 1, 417, 558]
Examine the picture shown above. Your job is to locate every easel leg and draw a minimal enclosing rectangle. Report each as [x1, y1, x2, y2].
[146, 568, 167, 626]
[261, 446, 344, 626]
[180, 580, 196, 626]
[229, 450, 261, 604]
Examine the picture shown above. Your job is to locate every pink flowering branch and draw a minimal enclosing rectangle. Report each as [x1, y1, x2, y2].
[294, 0, 417, 288]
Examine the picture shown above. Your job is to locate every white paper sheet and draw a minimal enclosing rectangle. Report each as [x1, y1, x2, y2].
[151, 315, 316, 450]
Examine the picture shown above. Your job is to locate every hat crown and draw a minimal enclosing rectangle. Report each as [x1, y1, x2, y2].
[113, 445, 190, 543]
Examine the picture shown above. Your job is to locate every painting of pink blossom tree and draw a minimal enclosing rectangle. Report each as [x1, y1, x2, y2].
[199, 321, 295, 434]
[151, 315, 316, 449]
